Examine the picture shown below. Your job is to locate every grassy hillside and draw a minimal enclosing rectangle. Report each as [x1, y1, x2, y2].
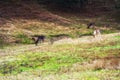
[0, 34, 120, 80]
[0, 0, 119, 46]
[0, 1, 120, 80]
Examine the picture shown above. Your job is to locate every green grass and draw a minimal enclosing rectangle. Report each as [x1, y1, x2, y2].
[0, 30, 120, 80]
[0, 2, 120, 79]
[15, 33, 33, 44]
[102, 30, 115, 34]
[114, 35, 120, 39]
[0, 51, 86, 75]
[0, 37, 120, 76]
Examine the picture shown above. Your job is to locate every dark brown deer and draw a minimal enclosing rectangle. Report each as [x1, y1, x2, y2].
[87, 22, 95, 29]
[32, 35, 45, 46]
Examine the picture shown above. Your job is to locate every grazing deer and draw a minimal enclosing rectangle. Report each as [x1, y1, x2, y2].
[87, 22, 95, 29]
[93, 27, 101, 38]
[87, 22, 102, 39]
[32, 35, 45, 46]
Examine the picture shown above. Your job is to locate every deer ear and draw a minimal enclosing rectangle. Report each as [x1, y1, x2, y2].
[31, 37, 36, 41]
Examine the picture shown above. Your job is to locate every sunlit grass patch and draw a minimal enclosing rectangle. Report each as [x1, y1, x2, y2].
[0, 52, 50, 75]
[114, 35, 120, 39]
[0, 51, 86, 75]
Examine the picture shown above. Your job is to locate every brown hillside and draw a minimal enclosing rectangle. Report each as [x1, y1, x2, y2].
[0, 1, 71, 26]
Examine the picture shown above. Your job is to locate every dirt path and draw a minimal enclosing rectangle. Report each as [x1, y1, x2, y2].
[0, 32, 120, 56]
[55, 32, 120, 44]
